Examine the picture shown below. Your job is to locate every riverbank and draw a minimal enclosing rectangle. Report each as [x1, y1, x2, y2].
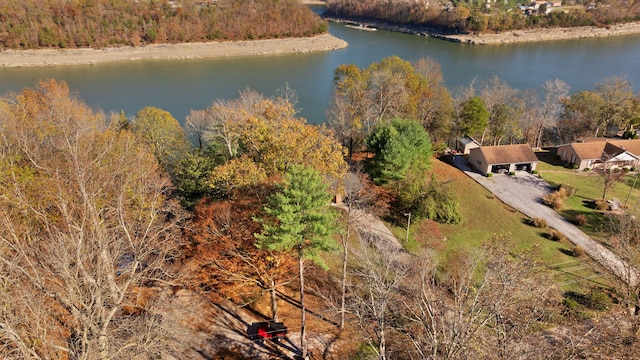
[0, 33, 347, 68]
[442, 21, 640, 44]
[326, 16, 640, 44]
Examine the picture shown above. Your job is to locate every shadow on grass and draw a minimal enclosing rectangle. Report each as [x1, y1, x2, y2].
[560, 209, 604, 235]
[559, 248, 577, 257]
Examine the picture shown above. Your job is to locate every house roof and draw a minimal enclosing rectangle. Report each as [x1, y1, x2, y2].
[560, 142, 607, 161]
[608, 139, 640, 157]
[471, 144, 538, 164]
[459, 136, 480, 147]
[560, 139, 640, 161]
[602, 142, 626, 159]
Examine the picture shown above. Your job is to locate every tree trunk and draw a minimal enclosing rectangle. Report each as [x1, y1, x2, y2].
[299, 253, 308, 359]
[340, 234, 348, 329]
[379, 317, 386, 360]
[271, 280, 278, 322]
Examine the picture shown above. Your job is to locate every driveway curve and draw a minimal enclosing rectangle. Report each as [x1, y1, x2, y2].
[452, 156, 637, 286]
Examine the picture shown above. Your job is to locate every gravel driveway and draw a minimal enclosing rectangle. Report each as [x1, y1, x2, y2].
[453, 156, 637, 286]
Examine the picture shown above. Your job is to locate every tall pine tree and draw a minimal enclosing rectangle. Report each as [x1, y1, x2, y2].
[255, 165, 338, 359]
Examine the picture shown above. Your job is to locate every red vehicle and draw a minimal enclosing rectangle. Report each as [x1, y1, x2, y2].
[250, 321, 288, 343]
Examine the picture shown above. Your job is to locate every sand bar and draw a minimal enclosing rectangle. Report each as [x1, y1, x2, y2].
[0, 33, 348, 68]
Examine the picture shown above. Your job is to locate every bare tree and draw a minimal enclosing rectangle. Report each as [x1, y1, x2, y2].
[402, 249, 490, 360]
[0, 80, 184, 359]
[480, 77, 519, 146]
[536, 79, 569, 148]
[347, 234, 410, 360]
[604, 213, 640, 333]
[594, 76, 635, 136]
[413, 57, 454, 142]
[184, 109, 212, 150]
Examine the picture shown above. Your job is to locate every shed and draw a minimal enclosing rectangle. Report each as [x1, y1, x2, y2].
[457, 136, 481, 155]
[468, 144, 538, 176]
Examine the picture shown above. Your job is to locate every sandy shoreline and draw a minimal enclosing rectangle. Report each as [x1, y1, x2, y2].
[326, 17, 640, 45]
[440, 21, 640, 44]
[0, 33, 347, 68]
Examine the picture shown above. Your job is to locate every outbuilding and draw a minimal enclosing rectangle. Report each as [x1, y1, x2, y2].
[468, 144, 539, 176]
[457, 136, 481, 155]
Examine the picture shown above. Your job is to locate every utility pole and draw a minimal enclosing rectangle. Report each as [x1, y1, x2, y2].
[404, 212, 411, 243]
[625, 174, 638, 207]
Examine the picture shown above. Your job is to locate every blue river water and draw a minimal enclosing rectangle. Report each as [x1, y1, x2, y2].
[1, 16, 640, 124]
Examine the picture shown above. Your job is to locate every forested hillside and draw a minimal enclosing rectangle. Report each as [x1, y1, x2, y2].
[0, 0, 327, 49]
[325, 0, 640, 33]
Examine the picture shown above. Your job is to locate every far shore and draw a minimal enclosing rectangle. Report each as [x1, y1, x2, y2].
[326, 17, 640, 44]
[442, 21, 640, 44]
[0, 33, 347, 68]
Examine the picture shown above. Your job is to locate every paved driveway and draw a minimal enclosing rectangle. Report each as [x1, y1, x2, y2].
[453, 156, 637, 286]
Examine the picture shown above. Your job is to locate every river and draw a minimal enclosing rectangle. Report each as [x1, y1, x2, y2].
[2, 10, 640, 124]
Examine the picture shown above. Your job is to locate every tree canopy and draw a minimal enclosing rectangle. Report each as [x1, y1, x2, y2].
[0, 0, 327, 49]
[0, 79, 183, 358]
[366, 118, 433, 185]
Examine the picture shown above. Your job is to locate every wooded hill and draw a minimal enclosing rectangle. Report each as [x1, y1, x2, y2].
[324, 0, 640, 33]
[0, 0, 327, 49]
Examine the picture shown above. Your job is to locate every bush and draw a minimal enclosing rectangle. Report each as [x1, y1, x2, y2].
[574, 214, 587, 226]
[548, 229, 566, 242]
[531, 169, 538, 174]
[594, 199, 609, 211]
[533, 217, 548, 228]
[487, 172, 493, 177]
[563, 294, 591, 320]
[586, 288, 611, 310]
[573, 245, 586, 257]
[543, 192, 564, 210]
[509, 171, 516, 176]
[583, 167, 591, 172]
[557, 184, 576, 197]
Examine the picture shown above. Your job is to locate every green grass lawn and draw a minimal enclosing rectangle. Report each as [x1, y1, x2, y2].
[385, 157, 613, 294]
[535, 148, 640, 242]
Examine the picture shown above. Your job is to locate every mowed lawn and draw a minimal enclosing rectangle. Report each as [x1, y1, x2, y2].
[397, 157, 613, 292]
[536, 148, 640, 240]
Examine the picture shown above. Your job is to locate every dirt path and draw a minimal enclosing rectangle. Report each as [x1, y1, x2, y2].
[453, 156, 638, 286]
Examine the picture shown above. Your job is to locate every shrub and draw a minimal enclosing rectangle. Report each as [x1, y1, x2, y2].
[631, 167, 636, 172]
[557, 184, 576, 197]
[594, 199, 609, 211]
[509, 171, 516, 176]
[586, 288, 611, 310]
[533, 217, 548, 228]
[575, 214, 587, 226]
[549, 229, 566, 242]
[583, 167, 591, 172]
[487, 172, 493, 177]
[573, 245, 586, 257]
[563, 294, 591, 320]
[531, 169, 538, 174]
[543, 192, 564, 210]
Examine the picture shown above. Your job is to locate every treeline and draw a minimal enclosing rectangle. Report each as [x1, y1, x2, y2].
[0, 0, 327, 49]
[325, 0, 640, 33]
[327, 56, 640, 152]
